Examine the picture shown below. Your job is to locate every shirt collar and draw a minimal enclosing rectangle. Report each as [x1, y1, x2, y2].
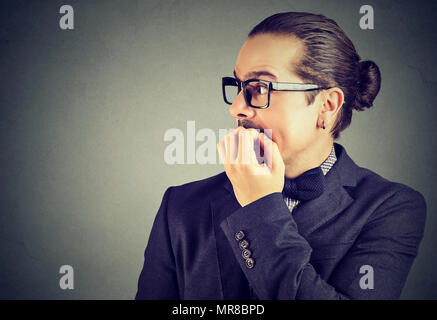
[320, 144, 337, 176]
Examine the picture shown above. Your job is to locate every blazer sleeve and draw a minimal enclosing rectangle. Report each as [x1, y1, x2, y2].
[135, 187, 180, 299]
[219, 188, 427, 300]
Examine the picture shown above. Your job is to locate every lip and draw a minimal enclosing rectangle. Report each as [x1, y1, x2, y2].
[237, 121, 263, 132]
[236, 120, 274, 141]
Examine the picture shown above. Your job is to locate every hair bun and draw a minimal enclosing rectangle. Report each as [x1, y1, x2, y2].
[354, 60, 381, 111]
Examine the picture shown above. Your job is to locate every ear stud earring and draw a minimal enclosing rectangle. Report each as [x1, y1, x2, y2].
[322, 121, 326, 130]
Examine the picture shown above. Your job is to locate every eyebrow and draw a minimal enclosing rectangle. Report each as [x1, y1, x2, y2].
[233, 70, 277, 81]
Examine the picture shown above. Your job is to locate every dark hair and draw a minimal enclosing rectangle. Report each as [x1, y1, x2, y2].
[248, 12, 381, 139]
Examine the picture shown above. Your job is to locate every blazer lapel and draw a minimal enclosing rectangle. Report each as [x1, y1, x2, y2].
[292, 143, 358, 237]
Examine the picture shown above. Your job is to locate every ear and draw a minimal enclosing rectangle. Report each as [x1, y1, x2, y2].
[318, 87, 344, 129]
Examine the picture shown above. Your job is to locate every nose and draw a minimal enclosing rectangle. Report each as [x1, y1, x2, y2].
[229, 90, 256, 121]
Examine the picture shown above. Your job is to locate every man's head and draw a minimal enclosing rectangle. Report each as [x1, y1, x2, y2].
[229, 12, 381, 164]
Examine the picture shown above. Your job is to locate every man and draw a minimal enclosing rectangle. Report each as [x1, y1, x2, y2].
[135, 12, 426, 299]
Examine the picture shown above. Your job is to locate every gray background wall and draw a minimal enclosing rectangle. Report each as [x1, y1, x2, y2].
[1, 0, 436, 299]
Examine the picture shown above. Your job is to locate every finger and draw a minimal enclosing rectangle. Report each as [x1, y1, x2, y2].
[232, 129, 242, 164]
[225, 134, 233, 165]
[237, 129, 252, 165]
[247, 130, 260, 165]
[227, 126, 243, 164]
[259, 132, 277, 171]
[258, 133, 269, 167]
[237, 129, 243, 165]
[250, 129, 263, 162]
[217, 139, 226, 165]
[243, 129, 261, 165]
[252, 132, 273, 175]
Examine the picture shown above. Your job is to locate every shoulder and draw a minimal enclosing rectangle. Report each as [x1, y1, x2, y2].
[355, 165, 425, 206]
[167, 171, 228, 204]
[160, 171, 229, 222]
[336, 143, 426, 209]
[352, 165, 426, 231]
[335, 143, 426, 231]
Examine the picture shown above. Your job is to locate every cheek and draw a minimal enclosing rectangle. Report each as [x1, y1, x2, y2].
[271, 94, 318, 150]
[290, 108, 316, 134]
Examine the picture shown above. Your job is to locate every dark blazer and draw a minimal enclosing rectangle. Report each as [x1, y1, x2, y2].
[135, 143, 426, 299]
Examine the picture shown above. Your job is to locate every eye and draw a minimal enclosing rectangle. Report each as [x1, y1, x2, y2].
[247, 82, 268, 95]
[258, 85, 268, 95]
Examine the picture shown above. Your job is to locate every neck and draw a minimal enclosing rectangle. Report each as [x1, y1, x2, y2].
[283, 139, 334, 179]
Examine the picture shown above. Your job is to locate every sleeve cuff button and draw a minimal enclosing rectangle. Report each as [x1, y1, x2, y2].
[235, 230, 245, 241]
[246, 258, 255, 269]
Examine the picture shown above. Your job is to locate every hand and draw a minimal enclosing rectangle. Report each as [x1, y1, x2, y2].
[217, 127, 285, 207]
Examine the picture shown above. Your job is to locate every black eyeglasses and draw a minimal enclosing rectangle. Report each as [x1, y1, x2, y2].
[222, 76, 331, 109]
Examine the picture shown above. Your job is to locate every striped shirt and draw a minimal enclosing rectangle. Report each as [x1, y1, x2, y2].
[284, 145, 337, 213]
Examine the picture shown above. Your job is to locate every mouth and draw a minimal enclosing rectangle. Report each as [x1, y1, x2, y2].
[238, 119, 263, 132]
[237, 120, 272, 140]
